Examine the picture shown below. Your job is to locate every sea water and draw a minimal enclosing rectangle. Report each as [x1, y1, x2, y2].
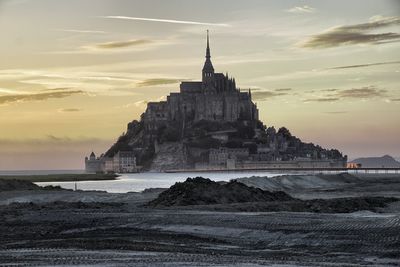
[35, 171, 287, 193]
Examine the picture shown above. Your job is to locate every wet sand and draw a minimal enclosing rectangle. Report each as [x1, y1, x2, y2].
[1, 173, 400, 266]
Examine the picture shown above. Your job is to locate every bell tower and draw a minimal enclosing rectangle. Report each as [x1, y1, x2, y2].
[202, 30, 215, 90]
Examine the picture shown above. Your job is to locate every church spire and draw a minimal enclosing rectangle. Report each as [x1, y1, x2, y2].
[202, 30, 214, 83]
[206, 29, 211, 59]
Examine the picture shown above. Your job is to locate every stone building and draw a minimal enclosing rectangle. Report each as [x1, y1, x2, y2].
[238, 158, 347, 169]
[85, 151, 137, 173]
[102, 157, 114, 173]
[85, 152, 102, 173]
[113, 151, 137, 173]
[142, 31, 259, 139]
[209, 147, 250, 167]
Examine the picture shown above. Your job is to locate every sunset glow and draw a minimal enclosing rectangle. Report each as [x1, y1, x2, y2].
[1, 0, 399, 170]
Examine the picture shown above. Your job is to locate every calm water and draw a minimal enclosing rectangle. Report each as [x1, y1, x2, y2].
[36, 171, 288, 193]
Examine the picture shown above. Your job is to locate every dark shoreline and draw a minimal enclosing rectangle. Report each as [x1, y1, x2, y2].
[0, 173, 119, 183]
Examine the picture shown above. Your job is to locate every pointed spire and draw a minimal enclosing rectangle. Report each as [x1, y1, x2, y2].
[206, 29, 210, 59]
[202, 30, 214, 74]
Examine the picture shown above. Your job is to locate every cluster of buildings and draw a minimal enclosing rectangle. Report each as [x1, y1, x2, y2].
[85, 151, 138, 173]
[209, 147, 250, 169]
[206, 146, 346, 170]
[204, 142, 346, 170]
[193, 123, 346, 170]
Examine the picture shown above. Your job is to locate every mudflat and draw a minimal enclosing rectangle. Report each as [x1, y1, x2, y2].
[1, 173, 399, 266]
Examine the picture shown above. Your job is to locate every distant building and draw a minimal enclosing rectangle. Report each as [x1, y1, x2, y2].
[238, 158, 347, 169]
[85, 152, 102, 173]
[114, 151, 137, 173]
[85, 151, 137, 173]
[102, 157, 114, 173]
[209, 147, 249, 167]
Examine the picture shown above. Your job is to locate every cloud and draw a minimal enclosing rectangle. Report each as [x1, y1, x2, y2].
[136, 78, 183, 87]
[336, 86, 387, 98]
[87, 39, 153, 50]
[328, 60, 400, 70]
[58, 108, 81, 113]
[275, 88, 292, 92]
[65, 37, 175, 54]
[48, 37, 172, 54]
[56, 29, 106, 34]
[304, 86, 388, 103]
[302, 16, 400, 48]
[0, 68, 187, 96]
[304, 97, 340, 103]
[133, 96, 166, 108]
[133, 100, 148, 107]
[101, 16, 230, 27]
[0, 87, 18, 94]
[0, 90, 84, 105]
[287, 5, 316, 14]
[46, 134, 72, 142]
[40, 87, 75, 92]
[252, 90, 288, 101]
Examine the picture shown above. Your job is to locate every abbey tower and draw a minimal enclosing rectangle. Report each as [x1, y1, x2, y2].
[142, 31, 259, 137]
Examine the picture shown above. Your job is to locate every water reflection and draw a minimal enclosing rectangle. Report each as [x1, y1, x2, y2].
[36, 171, 287, 193]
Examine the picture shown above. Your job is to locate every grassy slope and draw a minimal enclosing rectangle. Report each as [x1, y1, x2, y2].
[0, 173, 118, 183]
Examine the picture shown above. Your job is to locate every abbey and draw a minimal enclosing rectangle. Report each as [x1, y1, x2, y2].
[142, 31, 259, 134]
[85, 31, 347, 173]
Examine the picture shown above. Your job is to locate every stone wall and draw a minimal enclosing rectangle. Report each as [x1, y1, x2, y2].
[142, 75, 258, 136]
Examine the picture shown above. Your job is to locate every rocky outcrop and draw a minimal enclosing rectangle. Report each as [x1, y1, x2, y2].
[149, 142, 186, 172]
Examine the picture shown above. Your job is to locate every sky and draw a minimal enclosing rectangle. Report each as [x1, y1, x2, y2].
[0, 0, 399, 170]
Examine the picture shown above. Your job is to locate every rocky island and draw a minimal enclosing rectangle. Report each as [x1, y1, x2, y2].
[85, 32, 347, 173]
